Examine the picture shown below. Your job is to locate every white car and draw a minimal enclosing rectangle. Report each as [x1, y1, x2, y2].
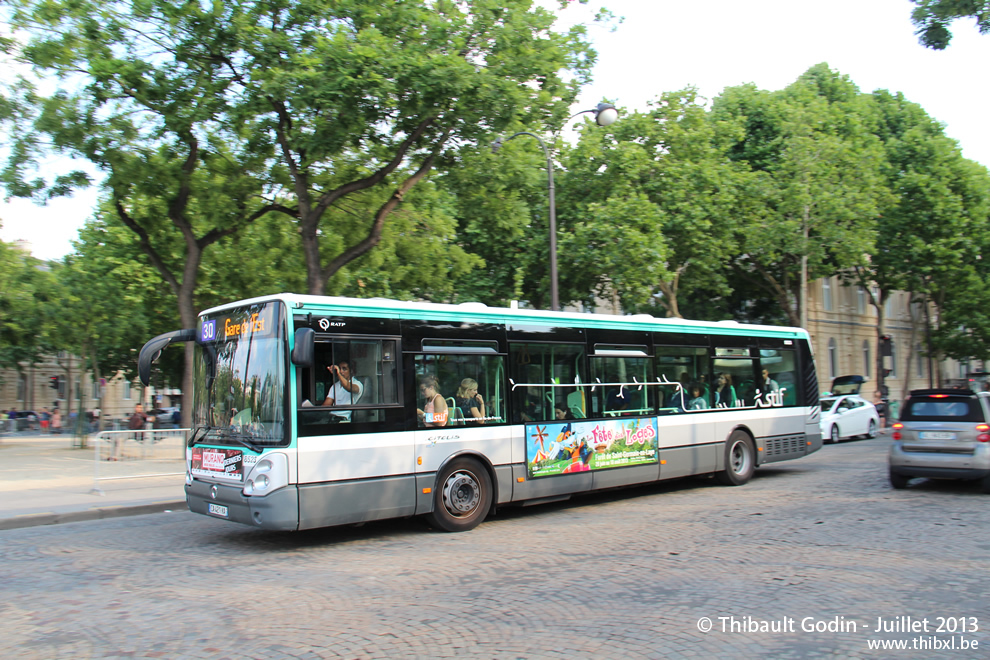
[820, 394, 880, 443]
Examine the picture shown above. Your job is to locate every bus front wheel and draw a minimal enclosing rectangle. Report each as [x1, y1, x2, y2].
[427, 457, 492, 532]
[715, 431, 756, 486]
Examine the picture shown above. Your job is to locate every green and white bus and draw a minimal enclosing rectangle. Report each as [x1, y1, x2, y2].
[139, 294, 822, 532]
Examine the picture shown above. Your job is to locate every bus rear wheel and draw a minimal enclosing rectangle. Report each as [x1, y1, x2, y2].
[427, 457, 492, 532]
[715, 431, 756, 486]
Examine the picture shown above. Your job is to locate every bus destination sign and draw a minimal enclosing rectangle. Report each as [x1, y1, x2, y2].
[200, 304, 277, 343]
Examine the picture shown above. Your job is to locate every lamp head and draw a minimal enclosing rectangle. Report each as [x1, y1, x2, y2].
[594, 102, 618, 127]
[491, 137, 504, 154]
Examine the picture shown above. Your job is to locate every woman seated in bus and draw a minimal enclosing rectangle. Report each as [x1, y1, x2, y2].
[456, 378, 487, 424]
[417, 375, 449, 427]
[687, 383, 708, 410]
[713, 372, 737, 408]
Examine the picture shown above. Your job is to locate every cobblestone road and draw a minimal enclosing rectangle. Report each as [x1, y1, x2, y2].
[2, 436, 989, 659]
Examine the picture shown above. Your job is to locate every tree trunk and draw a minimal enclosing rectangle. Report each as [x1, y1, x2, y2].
[901, 291, 921, 403]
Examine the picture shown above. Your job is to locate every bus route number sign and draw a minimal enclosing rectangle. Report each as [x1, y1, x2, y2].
[200, 319, 217, 342]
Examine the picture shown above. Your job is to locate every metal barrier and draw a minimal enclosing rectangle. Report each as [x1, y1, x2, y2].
[90, 428, 189, 496]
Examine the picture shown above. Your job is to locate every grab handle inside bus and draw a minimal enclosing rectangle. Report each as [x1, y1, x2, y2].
[138, 329, 197, 386]
[291, 328, 315, 367]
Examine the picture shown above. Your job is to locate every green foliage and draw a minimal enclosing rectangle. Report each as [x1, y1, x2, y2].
[911, 0, 990, 49]
[557, 89, 746, 317]
[0, 240, 56, 373]
[712, 65, 890, 325]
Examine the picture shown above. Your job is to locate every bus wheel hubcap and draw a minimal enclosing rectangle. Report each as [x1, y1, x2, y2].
[443, 471, 480, 515]
[731, 443, 749, 473]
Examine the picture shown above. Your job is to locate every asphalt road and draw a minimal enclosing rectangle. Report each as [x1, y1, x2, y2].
[2, 435, 988, 659]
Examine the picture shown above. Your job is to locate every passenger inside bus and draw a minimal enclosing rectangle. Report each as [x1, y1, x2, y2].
[417, 375, 449, 427]
[687, 384, 708, 410]
[455, 378, 487, 424]
[605, 375, 631, 415]
[519, 385, 546, 422]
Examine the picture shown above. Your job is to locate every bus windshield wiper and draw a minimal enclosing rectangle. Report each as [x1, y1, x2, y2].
[189, 425, 213, 446]
[227, 433, 264, 454]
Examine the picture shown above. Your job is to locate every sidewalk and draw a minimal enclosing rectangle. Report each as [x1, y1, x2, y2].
[0, 430, 187, 531]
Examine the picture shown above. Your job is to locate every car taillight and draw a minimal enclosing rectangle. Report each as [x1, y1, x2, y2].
[892, 432, 902, 440]
[892, 422, 903, 429]
[978, 424, 990, 442]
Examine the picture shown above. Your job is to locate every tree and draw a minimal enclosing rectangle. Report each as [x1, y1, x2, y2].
[911, 0, 990, 49]
[555, 89, 745, 317]
[712, 65, 890, 327]
[5, 0, 597, 426]
[0, 238, 56, 387]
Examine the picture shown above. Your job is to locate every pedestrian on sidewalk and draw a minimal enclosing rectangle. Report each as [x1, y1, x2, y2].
[40, 408, 50, 433]
[116, 403, 149, 461]
[51, 408, 62, 434]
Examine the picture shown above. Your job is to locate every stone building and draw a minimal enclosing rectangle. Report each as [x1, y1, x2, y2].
[805, 276, 967, 401]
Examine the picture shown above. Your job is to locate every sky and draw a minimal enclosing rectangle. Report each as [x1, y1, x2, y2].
[2, 0, 989, 261]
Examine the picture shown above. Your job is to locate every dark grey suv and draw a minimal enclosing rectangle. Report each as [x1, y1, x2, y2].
[888, 389, 990, 491]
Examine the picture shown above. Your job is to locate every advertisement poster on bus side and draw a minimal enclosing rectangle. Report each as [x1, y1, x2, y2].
[190, 447, 244, 482]
[526, 417, 659, 479]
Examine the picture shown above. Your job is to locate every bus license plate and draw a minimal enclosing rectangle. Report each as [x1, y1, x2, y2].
[920, 431, 956, 440]
[208, 503, 229, 518]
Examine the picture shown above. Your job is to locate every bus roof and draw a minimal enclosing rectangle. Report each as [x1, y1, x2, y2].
[200, 293, 809, 340]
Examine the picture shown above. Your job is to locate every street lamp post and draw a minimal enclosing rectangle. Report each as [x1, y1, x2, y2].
[492, 102, 618, 312]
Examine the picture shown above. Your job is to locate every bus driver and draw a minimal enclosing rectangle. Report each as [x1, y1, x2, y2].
[322, 359, 363, 421]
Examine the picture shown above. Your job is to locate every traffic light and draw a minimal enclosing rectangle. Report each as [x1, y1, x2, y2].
[880, 334, 893, 357]
[49, 375, 59, 390]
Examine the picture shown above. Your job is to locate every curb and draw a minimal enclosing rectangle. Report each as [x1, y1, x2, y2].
[0, 500, 188, 531]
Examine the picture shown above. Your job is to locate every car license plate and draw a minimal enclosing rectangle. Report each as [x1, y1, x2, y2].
[208, 503, 229, 518]
[920, 431, 956, 440]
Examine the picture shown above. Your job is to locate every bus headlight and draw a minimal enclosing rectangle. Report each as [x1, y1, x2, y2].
[242, 452, 288, 497]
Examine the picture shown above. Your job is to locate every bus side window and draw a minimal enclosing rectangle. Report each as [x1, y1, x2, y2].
[298, 338, 399, 429]
[508, 343, 586, 424]
[414, 352, 506, 428]
[655, 346, 709, 414]
[759, 349, 799, 407]
[589, 353, 654, 417]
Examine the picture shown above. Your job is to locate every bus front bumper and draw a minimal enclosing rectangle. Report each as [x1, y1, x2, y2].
[186, 479, 299, 531]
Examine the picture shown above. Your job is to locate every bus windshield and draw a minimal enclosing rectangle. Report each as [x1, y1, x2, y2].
[193, 301, 286, 447]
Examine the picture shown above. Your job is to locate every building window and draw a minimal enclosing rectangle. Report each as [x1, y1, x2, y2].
[123, 381, 132, 400]
[822, 279, 833, 312]
[916, 343, 924, 378]
[960, 361, 968, 379]
[92, 380, 100, 399]
[890, 341, 897, 378]
[862, 340, 871, 378]
[857, 287, 866, 315]
[17, 373, 27, 402]
[828, 338, 838, 379]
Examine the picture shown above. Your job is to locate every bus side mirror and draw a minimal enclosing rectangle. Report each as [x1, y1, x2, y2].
[291, 328, 315, 367]
[138, 329, 197, 386]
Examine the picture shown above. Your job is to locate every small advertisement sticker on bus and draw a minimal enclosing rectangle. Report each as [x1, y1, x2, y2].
[191, 447, 244, 482]
[526, 417, 659, 479]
